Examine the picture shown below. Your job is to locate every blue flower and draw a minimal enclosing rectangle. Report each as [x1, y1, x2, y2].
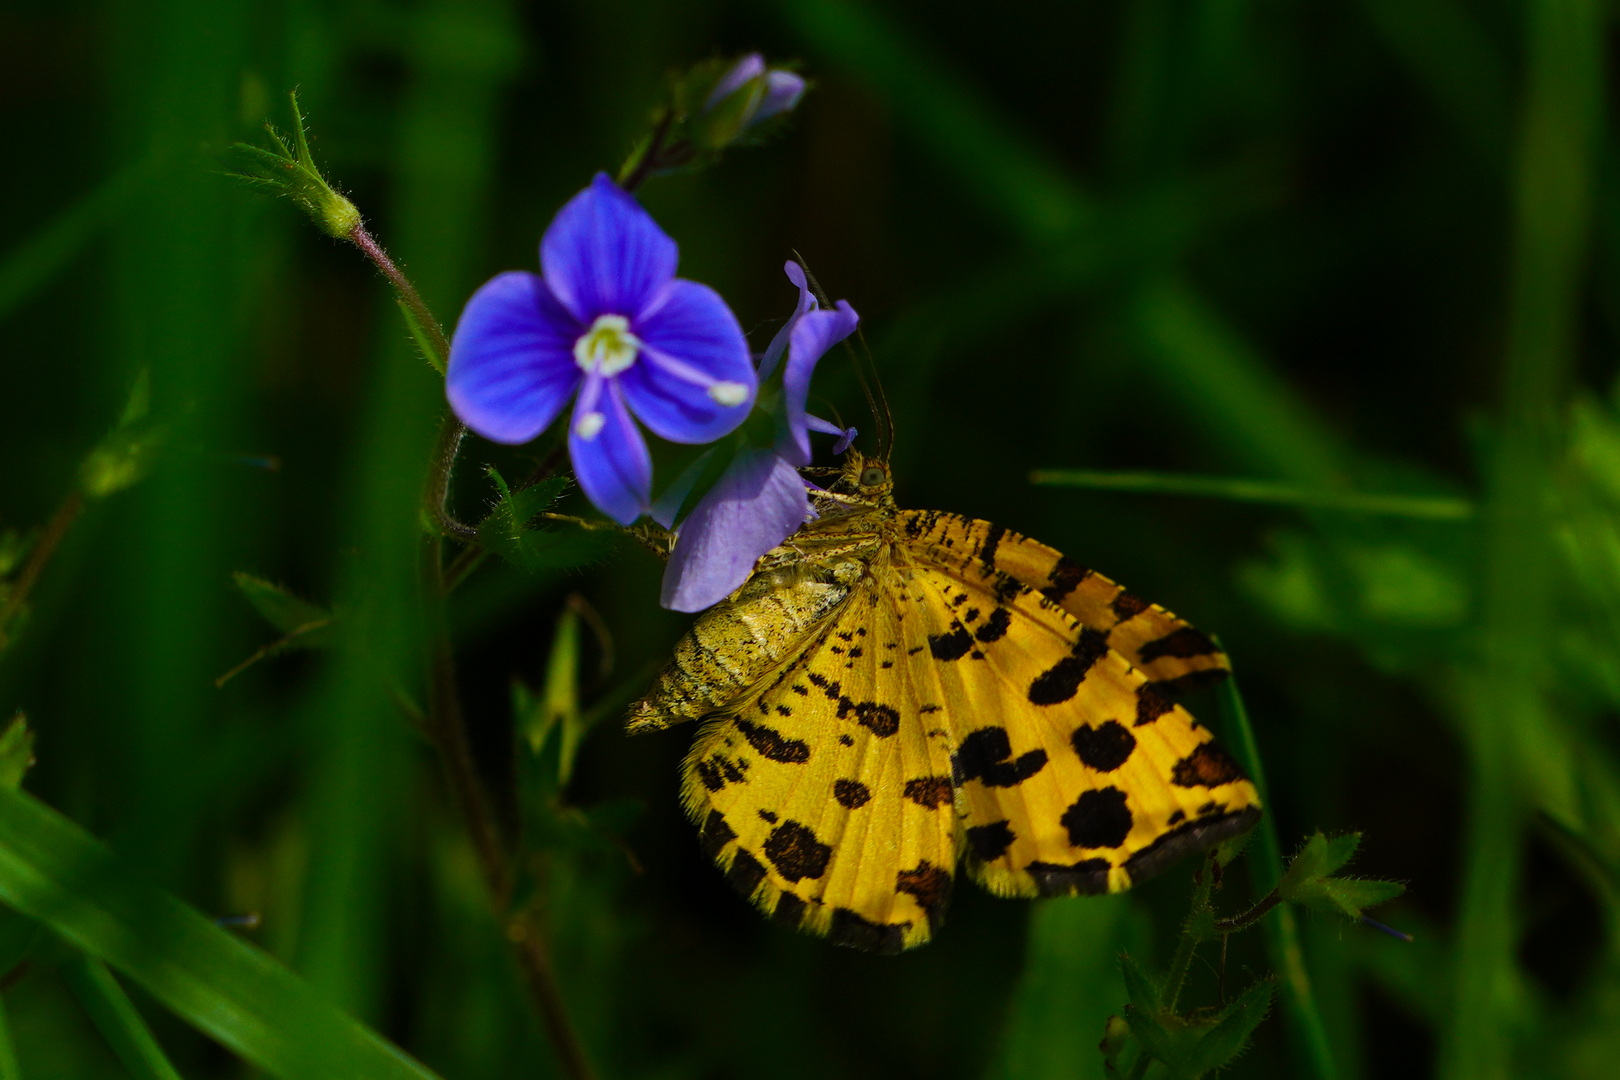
[446, 174, 755, 525]
[658, 261, 858, 612]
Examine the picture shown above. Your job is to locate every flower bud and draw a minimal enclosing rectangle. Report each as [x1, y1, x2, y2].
[694, 54, 806, 149]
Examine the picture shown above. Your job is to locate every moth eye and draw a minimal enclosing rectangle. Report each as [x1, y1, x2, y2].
[860, 466, 888, 487]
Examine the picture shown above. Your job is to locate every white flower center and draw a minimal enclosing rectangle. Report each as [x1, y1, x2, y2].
[574, 314, 640, 377]
[574, 411, 606, 440]
[708, 381, 749, 406]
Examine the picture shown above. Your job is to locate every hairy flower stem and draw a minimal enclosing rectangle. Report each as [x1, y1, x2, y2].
[421, 540, 598, 1080]
[1164, 860, 1215, 1014]
[348, 224, 449, 364]
[1214, 888, 1284, 934]
[0, 491, 84, 652]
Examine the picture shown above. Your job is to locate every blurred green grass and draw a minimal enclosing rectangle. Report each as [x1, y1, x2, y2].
[3, 0, 1619, 1078]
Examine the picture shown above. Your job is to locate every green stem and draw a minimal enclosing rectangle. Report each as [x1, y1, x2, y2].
[1217, 674, 1338, 1080]
[1028, 470, 1473, 520]
[1213, 887, 1284, 934]
[62, 955, 185, 1080]
[0, 490, 84, 653]
[347, 224, 448, 366]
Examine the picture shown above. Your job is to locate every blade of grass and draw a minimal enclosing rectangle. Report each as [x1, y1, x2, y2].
[1443, 3, 1602, 1078]
[0, 786, 442, 1080]
[62, 955, 184, 1080]
[1217, 674, 1338, 1080]
[1030, 470, 1474, 520]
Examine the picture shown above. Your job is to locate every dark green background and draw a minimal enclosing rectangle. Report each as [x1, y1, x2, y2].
[3, 0, 1618, 1077]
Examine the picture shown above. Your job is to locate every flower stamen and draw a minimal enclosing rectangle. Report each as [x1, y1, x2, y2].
[574, 314, 641, 377]
[640, 344, 750, 408]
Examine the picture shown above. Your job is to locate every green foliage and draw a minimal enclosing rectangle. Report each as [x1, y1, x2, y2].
[476, 469, 606, 572]
[0, 715, 32, 791]
[1277, 834, 1406, 925]
[1118, 951, 1274, 1080]
[79, 370, 161, 500]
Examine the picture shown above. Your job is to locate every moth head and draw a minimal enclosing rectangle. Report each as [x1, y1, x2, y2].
[836, 447, 893, 499]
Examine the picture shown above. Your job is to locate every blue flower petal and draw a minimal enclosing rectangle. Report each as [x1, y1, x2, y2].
[568, 377, 653, 525]
[781, 300, 859, 465]
[758, 260, 818, 382]
[541, 174, 677, 324]
[706, 53, 765, 111]
[754, 71, 806, 124]
[446, 271, 582, 444]
[660, 448, 809, 612]
[621, 279, 755, 444]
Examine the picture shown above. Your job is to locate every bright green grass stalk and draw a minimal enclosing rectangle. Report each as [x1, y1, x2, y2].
[1218, 677, 1337, 1080]
[1443, 3, 1603, 1078]
[0, 786, 441, 1079]
[1030, 470, 1473, 520]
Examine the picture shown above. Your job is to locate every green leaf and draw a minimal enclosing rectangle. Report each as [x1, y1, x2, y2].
[1182, 978, 1274, 1076]
[62, 954, 185, 1080]
[1279, 832, 1361, 897]
[229, 92, 361, 239]
[1291, 877, 1407, 922]
[1118, 949, 1163, 1014]
[80, 370, 162, 499]
[232, 573, 332, 637]
[0, 785, 443, 1080]
[0, 714, 33, 790]
[477, 470, 602, 571]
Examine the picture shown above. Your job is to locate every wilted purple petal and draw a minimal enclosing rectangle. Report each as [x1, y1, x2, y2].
[706, 54, 765, 111]
[569, 377, 652, 526]
[540, 174, 676, 324]
[754, 71, 806, 124]
[661, 449, 809, 612]
[621, 279, 755, 444]
[758, 260, 818, 382]
[447, 271, 582, 444]
[781, 301, 859, 465]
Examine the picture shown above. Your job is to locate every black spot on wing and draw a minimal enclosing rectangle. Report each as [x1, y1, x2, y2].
[842, 700, 900, 738]
[699, 810, 736, 859]
[928, 624, 974, 660]
[763, 820, 832, 882]
[725, 850, 767, 898]
[757, 809, 778, 824]
[734, 718, 810, 763]
[974, 607, 1011, 643]
[1123, 806, 1261, 885]
[966, 820, 1015, 861]
[902, 776, 954, 809]
[1061, 787, 1134, 849]
[828, 908, 906, 954]
[1071, 720, 1137, 772]
[978, 524, 1006, 572]
[1167, 809, 1186, 825]
[838, 734, 855, 747]
[1026, 858, 1112, 896]
[1135, 684, 1175, 726]
[1138, 626, 1221, 662]
[951, 727, 1049, 788]
[1110, 592, 1150, 620]
[695, 758, 725, 792]
[1153, 669, 1231, 696]
[834, 779, 871, 809]
[1028, 628, 1110, 705]
[1041, 556, 1091, 602]
[896, 861, 953, 932]
[1172, 743, 1246, 788]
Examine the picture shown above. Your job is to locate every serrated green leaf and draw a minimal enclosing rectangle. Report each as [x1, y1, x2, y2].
[477, 471, 601, 571]
[1279, 832, 1361, 899]
[0, 714, 33, 790]
[1183, 978, 1274, 1075]
[232, 572, 331, 636]
[1291, 877, 1407, 921]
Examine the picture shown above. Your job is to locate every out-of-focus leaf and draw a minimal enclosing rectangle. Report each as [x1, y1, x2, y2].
[0, 993, 17, 1080]
[1280, 833, 1361, 891]
[1181, 978, 1275, 1076]
[0, 530, 29, 578]
[0, 786, 444, 1080]
[0, 714, 33, 790]
[62, 955, 185, 1080]
[232, 573, 332, 638]
[80, 370, 162, 499]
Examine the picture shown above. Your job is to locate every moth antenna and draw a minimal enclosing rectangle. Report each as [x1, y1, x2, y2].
[791, 250, 894, 462]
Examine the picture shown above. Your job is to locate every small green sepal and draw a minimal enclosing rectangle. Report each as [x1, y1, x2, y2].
[230, 91, 361, 240]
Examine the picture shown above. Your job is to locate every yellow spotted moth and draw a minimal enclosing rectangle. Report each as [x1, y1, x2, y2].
[627, 449, 1260, 953]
